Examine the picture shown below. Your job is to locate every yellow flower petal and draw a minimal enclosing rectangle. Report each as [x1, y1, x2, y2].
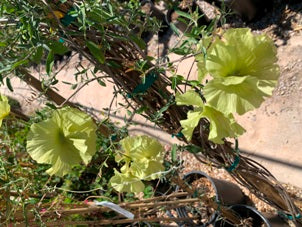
[109, 169, 145, 193]
[113, 135, 164, 192]
[0, 95, 10, 127]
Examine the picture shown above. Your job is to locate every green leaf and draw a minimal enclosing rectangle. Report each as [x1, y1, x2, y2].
[26, 107, 97, 177]
[129, 34, 146, 50]
[172, 76, 177, 90]
[46, 51, 54, 75]
[184, 144, 202, 154]
[175, 10, 192, 20]
[47, 41, 69, 55]
[152, 100, 172, 121]
[71, 84, 77, 89]
[51, 79, 59, 85]
[106, 60, 121, 69]
[45, 102, 57, 109]
[32, 46, 43, 64]
[0, 65, 12, 75]
[86, 41, 105, 64]
[126, 110, 132, 116]
[97, 79, 106, 86]
[135, 106, 148, 114]
[171, 47, 190, 55]
[189, 80, 201, 87]
[11, 59, 29, 70]
[107, 32, 128, 42]
[143, 185, 154, 198]
[6, 78, 13, 92]
[169, 23, 180, 37]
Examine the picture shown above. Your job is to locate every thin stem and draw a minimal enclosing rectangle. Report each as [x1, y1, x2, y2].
[144, 51, 203, 77]
[184, 59, 196, 92]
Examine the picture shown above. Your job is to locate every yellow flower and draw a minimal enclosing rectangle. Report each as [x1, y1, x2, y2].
[0, 95, 10, 127]
[26, 107, 97, 177]
[176, 90, 245, 143]
[202, 28, 279, 115]
[110, 135, 164, 193]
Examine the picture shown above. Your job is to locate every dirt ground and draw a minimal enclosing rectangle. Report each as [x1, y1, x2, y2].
[234, 2, 302, 188]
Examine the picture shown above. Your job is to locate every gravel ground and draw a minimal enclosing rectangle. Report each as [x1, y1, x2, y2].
[177, 151, 302, 226]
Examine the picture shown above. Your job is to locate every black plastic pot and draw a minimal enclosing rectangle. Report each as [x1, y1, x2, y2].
[215, 204, 271, 227]
[173, 171, 245, 226]
[263, 213, 289, 227]
[180, 171, 245, 205]
[264, 213, 302, 227]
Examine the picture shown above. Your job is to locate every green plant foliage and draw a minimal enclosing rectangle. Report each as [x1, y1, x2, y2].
[0, 0, 283, 224]
[202, 28, 279, 115]
[195, 36, 212, 82]
[26, 106, 97, 176]
[110, 135, 164, 193]
[0, 95, 10, 127]
[86, 40, 105, 64]
[176, 90, 245, 143]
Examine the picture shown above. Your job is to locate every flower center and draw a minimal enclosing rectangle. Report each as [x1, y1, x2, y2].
[57, 129, 67, 145]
